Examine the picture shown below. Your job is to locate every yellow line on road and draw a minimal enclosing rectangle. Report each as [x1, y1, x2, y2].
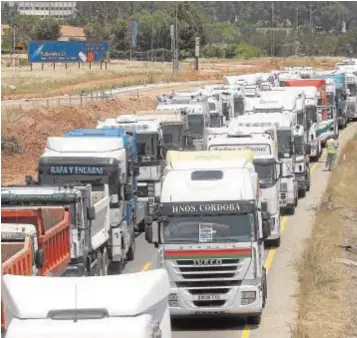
[141, 262, 152, 271]
[240, 123, 356, 338]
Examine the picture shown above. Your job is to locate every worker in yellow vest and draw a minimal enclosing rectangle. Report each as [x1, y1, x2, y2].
[325, 136, 339, 171]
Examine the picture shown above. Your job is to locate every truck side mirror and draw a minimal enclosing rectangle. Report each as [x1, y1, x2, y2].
[145, 225, 153, 243]
[305, 144, 311, 155]
[87, 206, 96, 221]
[262, 221, 271, 239]
[261, 211, 271, 222]
[35, 248, 45, 269]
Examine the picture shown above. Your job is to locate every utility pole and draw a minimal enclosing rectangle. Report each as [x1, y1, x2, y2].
[309, 4, 315, 56]
[271, 1, 275, 57]
[172, 2, 179, 73]
[150, 1, 154, 62]
[174, 1, 179, 72]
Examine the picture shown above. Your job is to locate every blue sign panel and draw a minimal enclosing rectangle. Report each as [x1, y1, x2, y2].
[131, 20, 138, 49]
[49, 166, 104, 175]
[28, 41, 109, 63]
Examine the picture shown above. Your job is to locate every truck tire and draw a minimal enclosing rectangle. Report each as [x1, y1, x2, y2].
[298, 188, 306, 198]
[294, 193, 298, 207]
[286, 204, 295, 215]
[306, 172, 311, 192]
[269, 237, 281, 248]
[262, 268, 267, 306]
[126, 235, 136, 261]
[247, 314, 261, 325]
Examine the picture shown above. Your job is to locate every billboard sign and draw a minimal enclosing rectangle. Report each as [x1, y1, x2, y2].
[28, 41, 109, 63]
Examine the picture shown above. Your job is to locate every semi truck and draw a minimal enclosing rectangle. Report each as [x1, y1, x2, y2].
[146, 153, 271, 325]
[2, 269, 171, 338]
[207, 123, 282, 246]
[1, 184, 108, 277]
[132, 109, 187, 153]
[97, 116, 163, 229]
[37, 135, 135, 273]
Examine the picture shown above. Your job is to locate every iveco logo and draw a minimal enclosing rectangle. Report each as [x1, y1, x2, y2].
[193, 259, 223, 265]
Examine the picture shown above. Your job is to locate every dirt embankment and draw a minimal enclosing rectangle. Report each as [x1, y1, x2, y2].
[293, 134, 357, 338]
[1, 96, 157, 185]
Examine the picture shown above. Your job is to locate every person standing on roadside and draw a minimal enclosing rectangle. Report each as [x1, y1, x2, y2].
[326, 136, 339, 171]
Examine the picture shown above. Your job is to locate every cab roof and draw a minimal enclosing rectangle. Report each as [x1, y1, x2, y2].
[2, 269, 169, 318]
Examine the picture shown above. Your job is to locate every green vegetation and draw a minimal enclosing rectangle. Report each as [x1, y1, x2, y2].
[2, 1, 357, 58]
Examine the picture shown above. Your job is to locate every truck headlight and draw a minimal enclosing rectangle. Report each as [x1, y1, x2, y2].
[241, 291, 256, 305]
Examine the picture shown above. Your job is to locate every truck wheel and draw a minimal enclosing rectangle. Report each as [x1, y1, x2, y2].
[287, 204, 295, 216]
[306, 174, 311, 192]
[298, 188, 306, 198]
[247, 314, 261, 325]
[294, 194, 298, 207]
[269, 237, 280, 248]
[126, 235, 136, 261]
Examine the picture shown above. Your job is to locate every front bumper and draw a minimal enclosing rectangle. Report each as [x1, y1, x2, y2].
[169, 284, 263, 317]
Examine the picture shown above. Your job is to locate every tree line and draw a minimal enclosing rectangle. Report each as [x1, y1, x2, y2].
[2, 1, 357, 58]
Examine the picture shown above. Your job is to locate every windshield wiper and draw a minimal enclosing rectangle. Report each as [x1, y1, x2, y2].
[166, 239, 198, 243]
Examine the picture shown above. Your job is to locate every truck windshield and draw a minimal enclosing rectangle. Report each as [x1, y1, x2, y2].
[254, 162, 275, 188]
[163, 214, 255, 244]
[188, 114, 204, 137]
[294, 135, 304, 156]
[209, 102, 217, 112]
[137, 133, 158, 159]
[348, 84, 357, 96]
[277, 130, 293, 158]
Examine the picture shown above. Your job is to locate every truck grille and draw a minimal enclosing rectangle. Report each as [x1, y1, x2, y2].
[172, 258, 243, 308]
[137, 185, 148, 198]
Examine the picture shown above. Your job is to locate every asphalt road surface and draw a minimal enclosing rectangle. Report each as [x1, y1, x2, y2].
[123, 122, 357, 338]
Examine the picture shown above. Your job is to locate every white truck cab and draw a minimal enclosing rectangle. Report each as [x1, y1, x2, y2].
[2, 269, 171, 338]
[146, 153, 271, 325]
[156, 103, 209, 150]
[38, 137, 132, 271]
[346, 73, 357, 121]
[207, 123, 282, 247]
[99, 115, 163, 228]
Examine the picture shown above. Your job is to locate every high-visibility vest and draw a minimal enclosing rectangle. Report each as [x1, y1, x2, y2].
[326, 138, 337, 154]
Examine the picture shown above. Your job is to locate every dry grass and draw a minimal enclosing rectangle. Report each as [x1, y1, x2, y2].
[292, 133, 357, 338]
[1, 56, 343, 100]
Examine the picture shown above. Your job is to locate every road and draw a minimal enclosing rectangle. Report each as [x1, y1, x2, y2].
[123, 122, 357, 338]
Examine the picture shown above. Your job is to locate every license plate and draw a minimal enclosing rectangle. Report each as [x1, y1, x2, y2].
[193, 294, 225, 301]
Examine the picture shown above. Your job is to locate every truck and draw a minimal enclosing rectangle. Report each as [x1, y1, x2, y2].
[346, 72, 357, 121]
[1, 184, 109, 277]
[145, 153, 271, 324]
[207, 123, 282, 246]
[97, 117, 162, 231]
[312, 73, 347, 129]
[156, 103, 208, 150]
[132, 109, 187, 153]
[1, 208, 71, 276]
[283, 79, 339, 142]
[37, 135, 135, 273]
[2, 269, 171, 338]
[201, 85, 245, 122]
